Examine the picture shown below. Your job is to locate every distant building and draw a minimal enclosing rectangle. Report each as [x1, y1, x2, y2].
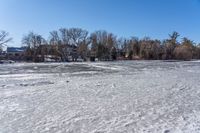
[7, 47, 26, 55]
[6, 47, 26, 61]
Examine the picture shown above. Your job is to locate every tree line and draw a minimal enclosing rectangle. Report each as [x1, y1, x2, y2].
[1, 28, 200, 62]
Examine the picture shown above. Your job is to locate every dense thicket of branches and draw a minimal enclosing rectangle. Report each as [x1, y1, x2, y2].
[20, 29, 200, 62]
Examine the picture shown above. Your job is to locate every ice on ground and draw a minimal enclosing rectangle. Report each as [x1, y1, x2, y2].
[0, 61, 200, 133]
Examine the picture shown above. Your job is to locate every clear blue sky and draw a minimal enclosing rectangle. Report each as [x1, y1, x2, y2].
[0, 0, 200, 47]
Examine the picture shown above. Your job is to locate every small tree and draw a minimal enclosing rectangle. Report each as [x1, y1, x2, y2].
[0, 30, 12, 49]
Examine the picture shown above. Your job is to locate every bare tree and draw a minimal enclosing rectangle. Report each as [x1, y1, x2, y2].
[130, 37, 140, 56]
[67, 28, 89, 61]
[0, 30, 12, 49]
[49, 30, 65, 61]
[124, 37, 140, 59]
[163, 31, 180, 59]
[22, 32, 46, 62]
[77, 39, 90, 61]
[67, 28, 88, 46]
[48, 28, 89, 61]
[49, 31, 60, 45]
[58, 28, 71, 61]
[90, 30, 117, 60]
[59, 28, 69, 45]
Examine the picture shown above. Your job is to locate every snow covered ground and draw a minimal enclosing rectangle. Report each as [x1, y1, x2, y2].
[0, 61, 200, 133]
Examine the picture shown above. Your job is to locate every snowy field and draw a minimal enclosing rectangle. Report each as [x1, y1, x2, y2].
[0, 61, 200, 133]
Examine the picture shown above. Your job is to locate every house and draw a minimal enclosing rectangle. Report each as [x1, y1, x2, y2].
[6, 47, 26, 61]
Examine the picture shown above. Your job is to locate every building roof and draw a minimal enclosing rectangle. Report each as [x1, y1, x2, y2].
[7, 47, 26, 53]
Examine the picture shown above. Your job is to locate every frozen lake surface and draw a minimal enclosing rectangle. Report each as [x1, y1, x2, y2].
[0, 61, 200, 133]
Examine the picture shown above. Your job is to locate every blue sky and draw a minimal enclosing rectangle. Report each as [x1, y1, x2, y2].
[0, 0, 200, 47]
